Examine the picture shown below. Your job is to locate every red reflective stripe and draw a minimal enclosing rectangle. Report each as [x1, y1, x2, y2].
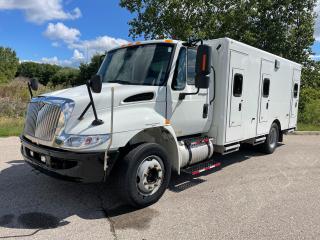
[202, 54, 207, 71]
[191, 162, 221, 175]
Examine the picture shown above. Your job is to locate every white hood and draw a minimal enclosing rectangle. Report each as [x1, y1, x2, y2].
[43, 83, 165, 115]
[40, 83, 167, 137]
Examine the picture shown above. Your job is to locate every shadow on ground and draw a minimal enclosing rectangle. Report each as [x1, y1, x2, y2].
[0, 144, 281, 234]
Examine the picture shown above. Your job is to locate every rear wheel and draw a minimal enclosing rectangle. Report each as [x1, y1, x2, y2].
[261, 123, 279, 154]
[117, 143, 171, 208]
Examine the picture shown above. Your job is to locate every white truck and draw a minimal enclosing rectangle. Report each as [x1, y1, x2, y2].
[21, 38, 301, 207]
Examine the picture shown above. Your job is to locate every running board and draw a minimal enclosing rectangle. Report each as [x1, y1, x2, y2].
[222, 144, 240, 155]
[182, 159, 221, 176]
[252, 136, 266, 146]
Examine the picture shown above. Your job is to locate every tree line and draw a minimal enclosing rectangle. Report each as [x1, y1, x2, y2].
[0, 47, 103, 87]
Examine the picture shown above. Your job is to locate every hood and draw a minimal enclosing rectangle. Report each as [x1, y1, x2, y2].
[42, 83, 166, 115]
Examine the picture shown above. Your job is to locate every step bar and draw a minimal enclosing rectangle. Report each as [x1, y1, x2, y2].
[182, 159, 222, 176]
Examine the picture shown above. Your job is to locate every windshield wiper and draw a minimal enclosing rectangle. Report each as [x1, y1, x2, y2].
[107, 80, 134, 85]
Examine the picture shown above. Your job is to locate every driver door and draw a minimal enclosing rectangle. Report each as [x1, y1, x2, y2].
[167, 47, 211, 137]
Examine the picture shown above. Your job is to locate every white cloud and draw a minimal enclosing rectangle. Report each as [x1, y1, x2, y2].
[51, 42, 60, 47]
[44, 22, 80, 43]
[0, 0, 81, 24]
[69, 36, 128, 59]
[72, 49, 84, 61]
[41, 56, 72, 66]
[315, 1, 320, 41]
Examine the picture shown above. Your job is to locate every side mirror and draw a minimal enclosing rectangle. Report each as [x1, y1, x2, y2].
[89, 75, 102, 93]
[195, 44, 212, 89]
[195, 75, 210, 89]
[30, 78, 39, 91]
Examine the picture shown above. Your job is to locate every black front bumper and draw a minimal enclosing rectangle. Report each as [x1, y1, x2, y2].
[20, 136, 118, 183]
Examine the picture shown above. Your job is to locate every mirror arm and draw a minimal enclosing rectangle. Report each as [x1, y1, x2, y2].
[78, 102, 92, 120]
[27, 82, 33, 99]
[179, 88, 200, 100]
[78, 82, 104, 126]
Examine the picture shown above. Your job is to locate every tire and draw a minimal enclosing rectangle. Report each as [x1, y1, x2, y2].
[260, 122, 279, 154]
[117, 143, 171, 208]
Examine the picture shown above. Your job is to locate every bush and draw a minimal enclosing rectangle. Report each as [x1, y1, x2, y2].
[0, 47, 19, 83]
[298, 87, 320, 125]
[78, 54, 105, 85]
[49, 68, 80, 86]
[300, 99, 320, 126]
[0, 78, 63, 118]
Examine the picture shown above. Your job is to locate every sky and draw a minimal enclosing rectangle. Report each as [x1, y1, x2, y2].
[0, 0, 320, 66]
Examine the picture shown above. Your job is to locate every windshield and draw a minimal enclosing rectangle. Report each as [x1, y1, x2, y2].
[98, 44, 174, 86]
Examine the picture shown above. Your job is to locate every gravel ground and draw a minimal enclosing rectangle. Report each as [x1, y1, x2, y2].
[0, 135, 319, 240]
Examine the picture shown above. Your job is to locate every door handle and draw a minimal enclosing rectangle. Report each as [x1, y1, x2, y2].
[239, 103, 242, 111]
[203, 104, 209, 118]
[266, 102, 269, 109]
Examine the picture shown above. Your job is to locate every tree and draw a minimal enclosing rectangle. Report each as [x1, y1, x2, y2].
[120, 0, 317, 63]
[78, 54, 105, 85]
[49, 68, 80, 86]
[0, 47, 19, 83]
[17, 62, 61, 85]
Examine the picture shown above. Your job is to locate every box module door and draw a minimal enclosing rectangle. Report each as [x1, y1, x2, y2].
[226, 50, 248, 143]
[289, 69, 300, 128]
[257, 59, 274, 136]
[229, 68, 244, 127]
[259, 74, 271, 123]
[168, 46, 211, 137]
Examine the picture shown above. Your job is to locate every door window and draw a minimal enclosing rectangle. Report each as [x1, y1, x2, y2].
[263, 78, 270, 97]
[172, 48, 186, 90]
[293, 83, 299, 98]
[233, 73, 243, 97]
[187, 48, 197, 85]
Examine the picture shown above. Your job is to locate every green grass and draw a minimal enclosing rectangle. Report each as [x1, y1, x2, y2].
[0, 117, 24, 137]
[297, 123, 320, 131]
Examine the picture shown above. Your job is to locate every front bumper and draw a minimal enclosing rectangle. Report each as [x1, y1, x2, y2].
[20, 136, 118, 183]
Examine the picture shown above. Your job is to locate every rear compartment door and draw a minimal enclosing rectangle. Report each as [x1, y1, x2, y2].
[289, 69, 300, 128]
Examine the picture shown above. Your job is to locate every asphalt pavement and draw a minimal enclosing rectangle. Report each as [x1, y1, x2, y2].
[0, 135, 319, 240]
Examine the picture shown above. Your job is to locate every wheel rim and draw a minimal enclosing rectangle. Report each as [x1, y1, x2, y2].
[136, 155, 164, 196]
[269, 127, 278, 148]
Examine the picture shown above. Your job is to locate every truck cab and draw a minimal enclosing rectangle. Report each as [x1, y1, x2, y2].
[20, 39, 300, 207]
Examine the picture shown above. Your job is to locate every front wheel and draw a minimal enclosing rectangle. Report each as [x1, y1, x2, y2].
[260, 123, 279, 154]
[117, 143, 171, 208]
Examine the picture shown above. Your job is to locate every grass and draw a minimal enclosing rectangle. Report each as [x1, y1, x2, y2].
[0, 117, 24, 137]
[297, 123, 320, 131]
[0, 78, 64, 137]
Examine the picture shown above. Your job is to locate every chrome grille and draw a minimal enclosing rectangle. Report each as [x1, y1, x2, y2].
[24, 101, 62, 142]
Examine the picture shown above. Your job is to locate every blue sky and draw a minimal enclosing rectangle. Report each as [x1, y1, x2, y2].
[0, 0, 319, 66]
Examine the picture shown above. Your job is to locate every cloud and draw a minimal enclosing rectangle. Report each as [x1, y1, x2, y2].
[72, 49, 84, 61]
[44, 22, 80, 43]
[41, 56, 72, 66]
[42, 22, 128, 66]
[69, 36, 128, 60]
[0, 0, 81, 24]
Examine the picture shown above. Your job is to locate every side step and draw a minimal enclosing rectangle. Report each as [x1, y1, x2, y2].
[182, 159, 221, 176]
[252, 136, 266, 146]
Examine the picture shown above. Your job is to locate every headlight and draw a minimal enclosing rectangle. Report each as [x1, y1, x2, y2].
[56, 134, 110, 149]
